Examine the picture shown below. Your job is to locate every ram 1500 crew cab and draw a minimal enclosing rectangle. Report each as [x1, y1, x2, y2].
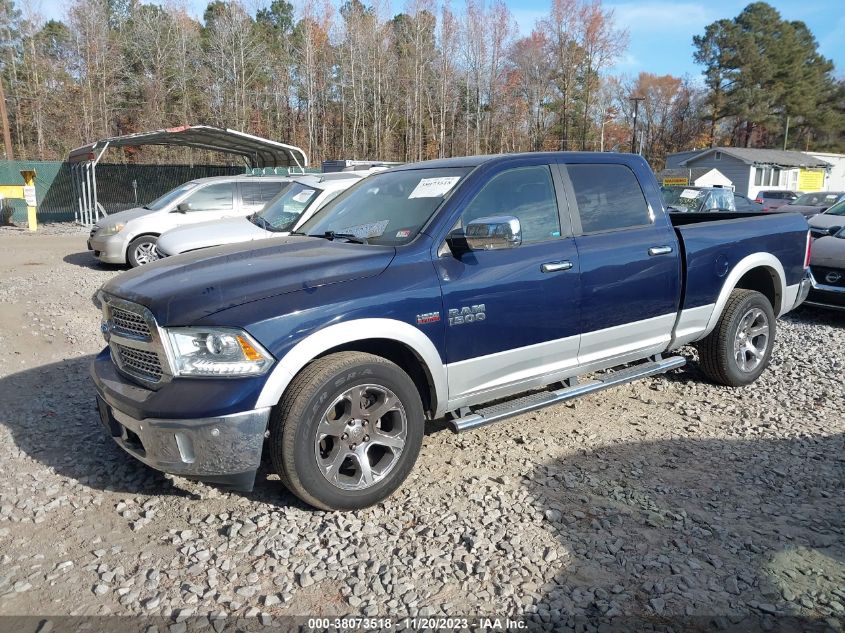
[91, 153, 812, 510]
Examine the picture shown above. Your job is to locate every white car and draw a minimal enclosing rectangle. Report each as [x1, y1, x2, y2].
[155, 173, 366, 257]
[87, 175, 292, 267]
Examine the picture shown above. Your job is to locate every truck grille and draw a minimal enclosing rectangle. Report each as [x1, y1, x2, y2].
[811, 266, 845, 287]
[101, 296, 171, 387]
[113, 344, 163, 382]
[110, 306, 152, 339]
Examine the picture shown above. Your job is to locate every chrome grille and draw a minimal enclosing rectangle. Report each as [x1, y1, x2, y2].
[113, 344, 163, 382]
[110, 306, 151, 339]
[102, 297, 170, 387]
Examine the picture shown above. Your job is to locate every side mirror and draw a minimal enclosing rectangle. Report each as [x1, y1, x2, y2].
[176, 202, 192, 213]
[447, 216, 522, 254]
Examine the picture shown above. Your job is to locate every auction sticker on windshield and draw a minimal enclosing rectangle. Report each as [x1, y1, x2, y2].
[293, 189, 315, 203]
[679, 189, 700, 199]
[409, 176, 461, 199]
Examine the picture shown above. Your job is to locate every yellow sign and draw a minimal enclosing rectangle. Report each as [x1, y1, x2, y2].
[663, 177, 689, 186]
[0, 170, 37, 231]
[798, 169, 824, 191]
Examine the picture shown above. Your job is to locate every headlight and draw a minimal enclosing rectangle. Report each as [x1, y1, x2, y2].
[166, 328, 273, 377]
[98, 223, 125, 236]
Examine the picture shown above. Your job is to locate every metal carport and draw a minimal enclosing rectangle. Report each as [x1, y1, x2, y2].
[67, 126, 308, 225]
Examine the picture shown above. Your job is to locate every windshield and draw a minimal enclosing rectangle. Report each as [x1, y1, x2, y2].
[661, 187, 705, 212]
[823, 199, 845, 216]
[298, 167, 471, 244]
[253, 181, 322, 232]
[792, 192, 840, 206]
[144, 182, 199, 211]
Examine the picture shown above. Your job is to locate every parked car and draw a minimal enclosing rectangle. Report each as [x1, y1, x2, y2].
[661, 186, 751, 213]
[91, 152, 811, 510]
[156, 173, 365, 257]
[754, 190, 798, 211]
[87, 175, 294, 267]
[785, 191, 845, 217]
[805, 226, 845, 311]
[734, 193, 764, 213]
[807, 198, 845, 239]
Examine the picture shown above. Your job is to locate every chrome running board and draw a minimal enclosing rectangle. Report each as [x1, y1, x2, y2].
[448, 355, 686, 432]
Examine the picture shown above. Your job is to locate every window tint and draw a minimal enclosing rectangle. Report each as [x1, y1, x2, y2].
[460, 165, 561, 244]
[240, 181, 285, 210]
[566, 164, 652, 232]
[185, 183, 234, 211]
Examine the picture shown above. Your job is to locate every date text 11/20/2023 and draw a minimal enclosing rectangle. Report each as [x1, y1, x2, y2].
[305, 617, 528, 630]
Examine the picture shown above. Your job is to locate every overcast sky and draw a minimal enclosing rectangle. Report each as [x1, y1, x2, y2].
[30, 0, 845, 80]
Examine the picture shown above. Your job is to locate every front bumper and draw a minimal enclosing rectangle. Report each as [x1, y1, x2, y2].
[96, 396, 270, 490]
[92, 350, 272, 491]
[89, 233, 129, 265]
[804, 269, 845, 311]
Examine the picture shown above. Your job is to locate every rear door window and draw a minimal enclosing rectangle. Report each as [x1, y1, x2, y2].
[564, 164, 652, 233]
[240, 181, 286, 212]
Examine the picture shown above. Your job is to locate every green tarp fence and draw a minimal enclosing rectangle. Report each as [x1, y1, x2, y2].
[0, 161, 323, 224]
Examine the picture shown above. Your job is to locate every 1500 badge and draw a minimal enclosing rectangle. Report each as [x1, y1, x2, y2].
[448, 304, 486, 325]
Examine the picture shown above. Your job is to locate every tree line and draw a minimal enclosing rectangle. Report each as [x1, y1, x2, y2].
[0, 0, 842, 168]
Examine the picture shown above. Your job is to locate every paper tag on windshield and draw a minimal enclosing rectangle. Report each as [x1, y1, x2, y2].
[408, 177, 460, 199]
[292, 189, 315, 203]
[679, 189, 699, 199]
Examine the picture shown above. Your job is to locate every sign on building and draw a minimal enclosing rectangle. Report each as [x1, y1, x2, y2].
[798, 169, 824, 191]
[662, 177, 689, 186]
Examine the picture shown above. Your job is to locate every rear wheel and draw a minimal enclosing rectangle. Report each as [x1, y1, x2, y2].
[696, 289, 775, 386]
[127, 236, 160, 267]
[269, 351, 424, 510]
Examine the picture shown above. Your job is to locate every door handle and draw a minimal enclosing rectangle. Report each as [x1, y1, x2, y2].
[541, 260, 573, 273]
[648, 246, 674, 256]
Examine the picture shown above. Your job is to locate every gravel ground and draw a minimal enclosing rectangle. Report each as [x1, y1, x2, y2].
[0, 227, 843, 630]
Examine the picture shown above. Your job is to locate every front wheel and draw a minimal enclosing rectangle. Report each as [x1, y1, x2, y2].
[696, 289, 775, 386]
[127, 236, 160, 267]
[269, 351, 425, 510]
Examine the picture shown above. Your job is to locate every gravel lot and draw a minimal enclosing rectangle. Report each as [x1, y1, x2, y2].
[0, 225, 843, 630]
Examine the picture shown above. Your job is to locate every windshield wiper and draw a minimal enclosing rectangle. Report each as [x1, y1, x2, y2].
[250, 215, 272, 230]
[312, 231, 368, 244]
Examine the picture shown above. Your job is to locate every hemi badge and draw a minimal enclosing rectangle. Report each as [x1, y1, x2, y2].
[416, 312, 440, 325]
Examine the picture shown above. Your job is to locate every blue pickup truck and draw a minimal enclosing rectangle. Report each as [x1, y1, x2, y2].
[91, 153, 812, 510]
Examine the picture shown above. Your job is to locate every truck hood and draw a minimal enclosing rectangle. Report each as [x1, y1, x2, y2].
[101, 237, 396, 325]
[810, 234, 845, 268]
[157, 217, 272, 256]
[95, 206, 157, 228]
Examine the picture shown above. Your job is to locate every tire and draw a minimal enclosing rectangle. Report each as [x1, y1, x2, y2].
[269, 351, 425, 511]
[127, 236, 160, 267]
[696, 289, 776, 387]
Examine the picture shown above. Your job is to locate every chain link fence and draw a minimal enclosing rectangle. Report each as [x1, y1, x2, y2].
[0, 160, 261, 223]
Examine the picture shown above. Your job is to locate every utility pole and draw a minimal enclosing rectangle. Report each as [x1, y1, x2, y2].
[783, 115, 790, 150]
[0, 77, 13, 161]
[629, 96, 644, 155]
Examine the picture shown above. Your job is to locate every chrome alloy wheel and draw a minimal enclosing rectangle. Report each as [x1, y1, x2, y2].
[314, 384, 408, 491]
[133, 242, 160, 265]
[733, 307, 770, 372]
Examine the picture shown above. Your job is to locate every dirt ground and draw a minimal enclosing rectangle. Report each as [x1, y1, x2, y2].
[0, 225, 843, 632]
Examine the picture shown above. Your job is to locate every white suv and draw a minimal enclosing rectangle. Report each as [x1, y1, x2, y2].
[156, 172, 376, 258]
[87, 175, 292, 267]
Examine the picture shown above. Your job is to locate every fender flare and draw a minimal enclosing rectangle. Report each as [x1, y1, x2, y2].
[701, 252, 786, 338]
[254, 318, 448, 416]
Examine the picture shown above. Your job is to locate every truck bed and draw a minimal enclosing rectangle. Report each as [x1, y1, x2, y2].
[671, 211, 809, 312]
